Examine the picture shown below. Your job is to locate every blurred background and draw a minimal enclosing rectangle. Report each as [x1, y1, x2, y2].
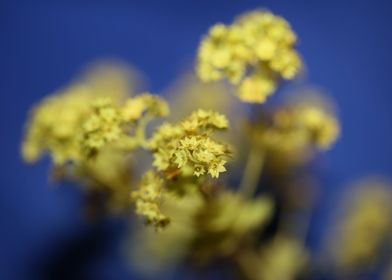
[1, 0, 392, 279]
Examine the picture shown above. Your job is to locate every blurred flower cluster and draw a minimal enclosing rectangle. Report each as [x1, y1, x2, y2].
[21, 9, 392, 280]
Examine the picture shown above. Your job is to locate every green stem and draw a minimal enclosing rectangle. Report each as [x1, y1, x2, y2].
[239, 147, 265, 198]
[135, 119, 146, 143]
[135, 114, 153, 148]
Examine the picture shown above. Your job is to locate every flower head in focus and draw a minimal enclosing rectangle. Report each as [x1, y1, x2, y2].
[148, 109, 231, 179]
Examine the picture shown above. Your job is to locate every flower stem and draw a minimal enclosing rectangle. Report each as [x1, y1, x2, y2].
[239, 147, 265, 197]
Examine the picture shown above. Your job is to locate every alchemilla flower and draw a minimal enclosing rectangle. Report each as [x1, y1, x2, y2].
[148, 109, 231, 179]
[131, 171, 170, 230]
[196, 10, 302, 104]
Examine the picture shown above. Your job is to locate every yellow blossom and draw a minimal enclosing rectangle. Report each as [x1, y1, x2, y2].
[196, 10, 302, 104]
[148, 110, 231, 179]
[21, 63, 139, 165]
[261, 102, 340, 154]
[121, 93, 169, 122]
[21, 84, 124, 165]
[181, 109, 229, 131]
[193, 164, 206, 177]
[131, 171, 170, 230]
[21, 64, 146, 216]
[81, 93, 169, 157]
[297, 104, 340, 149]
[81, 97, 123, 157]
[238, 73, 276, 103]
[207, 160, 227, 178]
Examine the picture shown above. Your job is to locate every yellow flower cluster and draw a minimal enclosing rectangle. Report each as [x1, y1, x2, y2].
[131, 171, 170, 230]
[148, 109, 231, 178]
[21, 84, 125, 165]
[82, 98, 123, 157]
[197, 10, 302, 103]
[121, 93, 169, 122]
[20, 65, 150, 215]
[296, 104, 340, 149]
[81, 93, 169, 157]
[21, 63, 139, 165]
[262, 102, 340, 153]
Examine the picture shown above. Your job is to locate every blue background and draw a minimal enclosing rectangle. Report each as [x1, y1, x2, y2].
[1, 0, 392, 279]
